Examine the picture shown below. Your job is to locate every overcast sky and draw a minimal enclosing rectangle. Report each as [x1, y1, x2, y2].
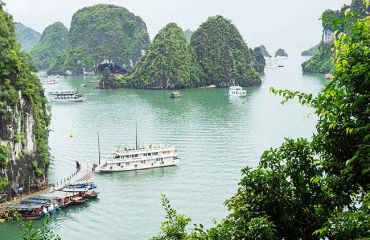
[3, 0, 349, 54]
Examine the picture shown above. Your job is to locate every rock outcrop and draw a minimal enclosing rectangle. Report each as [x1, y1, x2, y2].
[275, 48, 288, 57]
[190, 16, 261, 87]
[302, 0, 369, 73]
[257, 45, 271, 58]
[15, 22, 41, 52]
[0, 5, 50, 201]
[64, 4, 150, 74]
[117, 23, 204, 89]
[30, 22, 69, 71]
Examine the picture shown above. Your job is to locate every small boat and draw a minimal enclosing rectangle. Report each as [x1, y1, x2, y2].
[48, 91, 84, 102]
[84, 190, 99, 199]
[325, 73, 333, 80]
[12, 204, 45, 220]
[71, 196, 87, 205]
[89, 80, 99, 83]
[94, 124, 179, 173]
[278, 65, 284, 67]
[228, 86, 247, 97]
[170, 91, 181, 98]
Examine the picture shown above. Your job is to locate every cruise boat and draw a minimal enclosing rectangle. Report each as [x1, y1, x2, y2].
[48, 91, 84, 102]
[228, 86, 247, 97]
[94, 145, 179, 172]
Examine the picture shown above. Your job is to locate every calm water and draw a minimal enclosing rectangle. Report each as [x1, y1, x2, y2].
[0, 55, 325, 240]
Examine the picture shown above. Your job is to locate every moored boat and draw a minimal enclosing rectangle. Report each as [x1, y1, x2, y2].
[228, 86, 247, 97]
[48, 91, 84, 102]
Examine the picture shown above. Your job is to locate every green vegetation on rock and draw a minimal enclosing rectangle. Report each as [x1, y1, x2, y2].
[302, 0, 369, 73]
[152, 11, 370, 240]
[0, 2, 50, 195]
[301, 44, 320, 56]
[15, 22, 41, 52]
[190, 16, 261, 87]
[301, 43, 334, 73]
[30, 22, 69, 71]
[275, 48, 288, 57]
[183, 29, 193, 43]
[252, 47, 266, 73]
[64, 4, 150, 74]
[119, 23, 204, 89]
[258, 44, 271, 58]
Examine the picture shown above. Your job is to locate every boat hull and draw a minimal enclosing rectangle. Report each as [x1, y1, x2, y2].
[96, 158, 178, 173]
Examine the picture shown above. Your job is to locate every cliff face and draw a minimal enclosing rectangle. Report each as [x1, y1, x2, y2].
[30, 22, 69, 71]
[0, 4, 50, 201]
[15, 22, 41, 52]
[302, 0, 369, 73]
[117, 23, 204, 89]
[190, 16, 261, 87]
[64, 4, 150, 74]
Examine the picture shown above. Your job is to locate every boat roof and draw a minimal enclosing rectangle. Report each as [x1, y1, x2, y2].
[115, 145, 175, 155]
[229, 86, 243, 90]
[43, 191, 75, 198]
[11, 204, 44, 210]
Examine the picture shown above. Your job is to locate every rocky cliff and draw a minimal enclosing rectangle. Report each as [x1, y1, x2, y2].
[15, 22, 41, 52]
[30, 22, 69, 71]
[64, 4, 150, 74]
[302, 0, 369, 73]
[275, 48, 288, 57]
[190, 16, 261, 87]
[257, 45, 271, 58]
[0, 4, 50, 201]
[115, 23, 204, 89]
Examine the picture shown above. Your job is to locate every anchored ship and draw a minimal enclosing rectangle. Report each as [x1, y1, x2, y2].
[94, 124, 179, 173]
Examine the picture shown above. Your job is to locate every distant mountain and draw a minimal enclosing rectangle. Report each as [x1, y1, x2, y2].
[190, 16, 261, 87]
[64, 4, 150, 74]
[30, 22, 69, 71]
[257, 45, 271, 58]
[275, 48, 288, 57]
[116, 23, 204, 89]
[15, 22, 41, 52]
[183, 29, 193, 43]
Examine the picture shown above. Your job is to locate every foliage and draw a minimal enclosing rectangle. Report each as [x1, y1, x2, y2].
[20, 218, 61, 240]
[301, 43, 334, 73]
[190, 16, 261, 87]
[0, 3, 50, 180]
[301, 44, 320, 56]
[63, 4, 150, 74]
[274, 48, 288, 57]
[30, 22, 69, 71]
[0, 177, 8, 192]
[0, 144, 8, 168]
[123, 23, 204, 89]
[152, 11, 370, 240]
[151, 194, 192, 240]
[15, 22, 41, 52]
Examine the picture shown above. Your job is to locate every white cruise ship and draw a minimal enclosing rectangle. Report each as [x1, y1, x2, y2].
[48, 91, 84, 102]
[228, 86, 247, 97]
[94, 145, 179, 172]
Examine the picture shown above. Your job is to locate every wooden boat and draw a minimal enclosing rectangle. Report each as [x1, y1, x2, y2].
[71, 196, 87, 205]
[84, 191, 99, 199]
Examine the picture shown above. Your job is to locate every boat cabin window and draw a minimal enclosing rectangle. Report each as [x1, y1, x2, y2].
[125, 162, 130, 166]
[134, 154, 138, 158]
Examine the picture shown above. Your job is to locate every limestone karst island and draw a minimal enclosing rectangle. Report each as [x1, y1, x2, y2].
[0, 0, 369, 239]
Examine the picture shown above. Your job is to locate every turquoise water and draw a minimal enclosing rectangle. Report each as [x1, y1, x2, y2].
[0, 55, 325, 240]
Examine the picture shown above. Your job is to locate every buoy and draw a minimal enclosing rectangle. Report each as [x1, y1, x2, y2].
[69, 134, 74, 138]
